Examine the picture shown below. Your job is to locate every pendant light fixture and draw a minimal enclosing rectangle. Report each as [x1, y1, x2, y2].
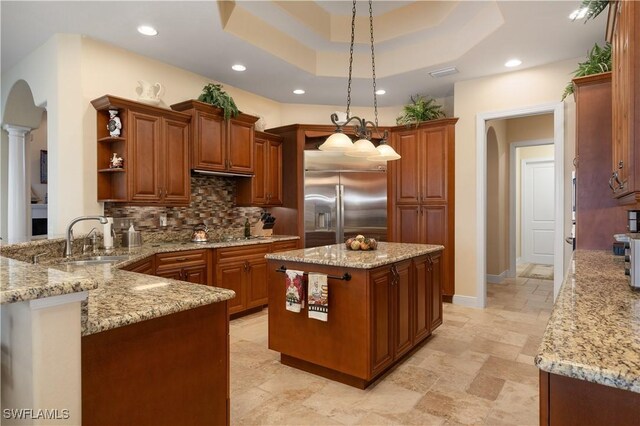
[318, 0, 401, 162]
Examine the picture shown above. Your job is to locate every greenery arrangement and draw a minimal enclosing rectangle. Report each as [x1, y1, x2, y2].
[396, 95, 445, 126]
[198, 83, 239, 120]
[577, 0, 610, 22]
[562, 42, 612, 100]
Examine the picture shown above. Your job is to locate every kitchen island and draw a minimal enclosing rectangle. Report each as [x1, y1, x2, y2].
[535, 250, 640, 425]
[265, 242, 444, 389]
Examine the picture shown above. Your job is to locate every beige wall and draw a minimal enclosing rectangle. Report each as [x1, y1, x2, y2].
[454, 57, 577, 301]
[29, 112, 48, 204]
[507, 114, 555, 142]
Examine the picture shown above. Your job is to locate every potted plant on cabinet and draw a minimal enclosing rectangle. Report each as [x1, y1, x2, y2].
[562, 42, 612, 100]
[396, 95, 445, 126]
[198, 83, 239, 120]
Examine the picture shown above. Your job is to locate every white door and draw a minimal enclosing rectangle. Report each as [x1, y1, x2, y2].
[523, 159, 555, 264]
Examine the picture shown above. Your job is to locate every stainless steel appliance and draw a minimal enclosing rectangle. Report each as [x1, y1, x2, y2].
[304, 151, 387, 248]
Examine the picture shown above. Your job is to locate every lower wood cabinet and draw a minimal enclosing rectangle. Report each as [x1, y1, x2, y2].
[271, 239, 299, 252]
[216, 244, 271, 315]
[155, 249, 209, 285]
[121, 256, 155, 274]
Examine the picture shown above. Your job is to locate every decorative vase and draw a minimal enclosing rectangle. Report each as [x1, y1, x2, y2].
[136, 80, 163, 105]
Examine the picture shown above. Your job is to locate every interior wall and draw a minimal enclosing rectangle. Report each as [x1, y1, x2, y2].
[507, 114, 555, 142]
[29, 112, 48, 203]
[515, 144, 555, 260]
[453, 57, 577, 300]
[485, 126, 500, 276]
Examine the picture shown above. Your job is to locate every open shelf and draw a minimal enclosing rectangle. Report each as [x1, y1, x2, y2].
[98, 136, 126, 143]
[98, 168, 126, 173]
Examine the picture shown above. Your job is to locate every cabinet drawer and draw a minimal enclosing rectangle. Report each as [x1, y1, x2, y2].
[217, 244, 270, 262]
[271, 240, 299, 253]
[156, 249, 207, 271]
[122, 256, 155, 275]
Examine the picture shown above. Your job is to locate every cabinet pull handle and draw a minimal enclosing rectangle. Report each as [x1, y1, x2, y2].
[427, 255, 433, 272]
[609, 173, 615, 191]
[175, 257, 187, 262]
[618, 161, 624, 170]
[573, 156, 578, 167]
[614, 171, 624, 191]
[229, 160, 233, 168]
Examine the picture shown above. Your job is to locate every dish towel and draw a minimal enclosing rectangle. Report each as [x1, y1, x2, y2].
[285, 269, 305, 313]
[307, 273, 329, 322]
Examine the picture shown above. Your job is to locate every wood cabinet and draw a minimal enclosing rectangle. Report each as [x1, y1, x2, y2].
[215, 244, 271, 315]
[388, 119, 457, 300]
[121, 256, 155, 275]
[82, 303, 229, 426]
[170, 100, 258, 175]
[236, 131, 284, 206]
[609, 0, 640, 203]
[267, 248, 444, 389]
[271, 239, 300, 253]
[155, 249, 209, 285]
[573, 73, 628, 249]
[91, 95, 191, 205]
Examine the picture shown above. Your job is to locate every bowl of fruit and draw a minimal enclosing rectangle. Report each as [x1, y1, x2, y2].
[345, 235, 378, 251]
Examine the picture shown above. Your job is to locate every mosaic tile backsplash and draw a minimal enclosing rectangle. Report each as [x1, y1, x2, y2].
[104, 175, 264, 233]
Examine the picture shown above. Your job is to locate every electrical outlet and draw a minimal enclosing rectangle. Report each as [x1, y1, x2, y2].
[159, 213, 168, 227]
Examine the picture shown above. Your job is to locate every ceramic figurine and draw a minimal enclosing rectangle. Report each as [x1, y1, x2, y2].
[109, 153, 124, 169]
[107, 109, 122, 137]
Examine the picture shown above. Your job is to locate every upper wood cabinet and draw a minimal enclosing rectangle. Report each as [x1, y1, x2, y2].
[236, 131, 283, 206]
[609, 0, 640, 203]
[91, 95, 191, 205]
[170, 100, 259, 175]
[388, 118, 457, 300]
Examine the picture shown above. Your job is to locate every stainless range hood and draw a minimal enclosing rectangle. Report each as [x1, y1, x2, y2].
[193, 169, 254, 178]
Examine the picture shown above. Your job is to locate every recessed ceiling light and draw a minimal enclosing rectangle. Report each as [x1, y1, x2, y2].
[505, 59, 522, 68]
[293, 89, 305, 95]
[569, 7, 589, 20]
[232, 64, 246, 72]
[375, 89, 386, 95]
[137, 25, 158, 36]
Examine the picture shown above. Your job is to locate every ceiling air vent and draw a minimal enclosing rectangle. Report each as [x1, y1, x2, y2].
[429, 67, 459, 78]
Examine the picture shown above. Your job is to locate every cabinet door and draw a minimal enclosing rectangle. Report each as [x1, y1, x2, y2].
[216, 261, 246, 315]
[129, 110, 161, 202]
[162, 118, 190, 204]
[394, 260, 413, 359]
[421, 127, 448, 203]
[227, 119, 254, 173]
[370, 267, 393, 375]
[429, 252, 443, 331]
[155, 268, 183, 281]
[266, 139, 283, 205]
[252, 137, 268, 205]
[183, 265, 208, 285]
[123, 256, 155, 275]
[395, 205, 421, 243]
[422, 205, 449, 296]
[412, 255, 431, 343]
[246, 258, 269, 308]
[193, 111, 225, 171]
[393, 131, 421, 204]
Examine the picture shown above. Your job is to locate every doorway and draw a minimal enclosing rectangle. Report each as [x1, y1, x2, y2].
[522, 158, 554, 265]
[476, 103, 564, 308]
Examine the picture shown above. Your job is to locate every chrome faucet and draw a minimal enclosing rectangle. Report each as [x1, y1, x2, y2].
[64, 216, 108, 257]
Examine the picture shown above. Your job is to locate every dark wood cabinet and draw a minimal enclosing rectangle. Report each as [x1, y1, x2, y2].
[271, 239, 299, 253]
[122, 256, 155, 275]
[155, 249, 208, 285]
[609, 0, 640, 203]
[429, 251, 443, 330]
[216, 244, 271, 315]
[388, 119, 457, 300]
[236, 131, 283, 206]
[170, 100, 258, 175]
[91, 95, 191, 205]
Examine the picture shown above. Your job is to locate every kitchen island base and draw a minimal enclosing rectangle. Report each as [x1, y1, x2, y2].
[82, 302, 229, 426]
[266, 243, 443, 389]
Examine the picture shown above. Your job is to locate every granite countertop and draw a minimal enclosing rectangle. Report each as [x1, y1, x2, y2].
[0, 257, 98, 304]
[265, 242, 444, 269]
[1, 235, 299, 336]
[535, 250, 640, 393]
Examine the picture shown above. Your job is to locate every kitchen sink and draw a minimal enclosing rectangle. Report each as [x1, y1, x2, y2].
[64, 255, 130, 265]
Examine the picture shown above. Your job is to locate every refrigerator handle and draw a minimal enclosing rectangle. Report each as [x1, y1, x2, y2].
[336, 184, 344, 244]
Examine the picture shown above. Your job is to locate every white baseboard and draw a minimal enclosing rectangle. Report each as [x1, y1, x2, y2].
[486, 270, 508, 284]
[452, 294, 482, 308]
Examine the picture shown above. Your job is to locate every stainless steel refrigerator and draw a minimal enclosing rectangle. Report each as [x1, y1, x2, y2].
[304, 151, 387, 248]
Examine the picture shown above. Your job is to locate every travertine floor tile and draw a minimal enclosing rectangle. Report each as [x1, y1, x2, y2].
[229, 274, 553, 425]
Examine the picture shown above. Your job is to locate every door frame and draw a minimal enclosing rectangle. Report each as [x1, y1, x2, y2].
[475, 102, 564, 308]
[521, 157, 555, 265]
[508, 140, 554, 277]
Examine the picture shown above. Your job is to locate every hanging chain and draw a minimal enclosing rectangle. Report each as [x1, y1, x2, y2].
[345, 0, 357, 119]
[369, 0, 379, 128]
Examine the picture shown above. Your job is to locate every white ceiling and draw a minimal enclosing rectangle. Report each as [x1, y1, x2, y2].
[1, 1, 607, 107]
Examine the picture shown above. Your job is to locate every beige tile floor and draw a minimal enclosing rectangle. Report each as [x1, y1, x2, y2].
[229, 271, 553, 425]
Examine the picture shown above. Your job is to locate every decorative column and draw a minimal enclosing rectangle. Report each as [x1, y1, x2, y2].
[3, 124, 31, 243]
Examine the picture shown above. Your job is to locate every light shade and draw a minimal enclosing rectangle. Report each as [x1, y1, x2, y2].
[368, 143, 401, 161]
[318, 132, 353, 152]
[345, 138, 378, 158]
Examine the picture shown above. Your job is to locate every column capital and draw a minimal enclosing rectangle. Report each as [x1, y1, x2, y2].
[2, 123, 32, 137]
